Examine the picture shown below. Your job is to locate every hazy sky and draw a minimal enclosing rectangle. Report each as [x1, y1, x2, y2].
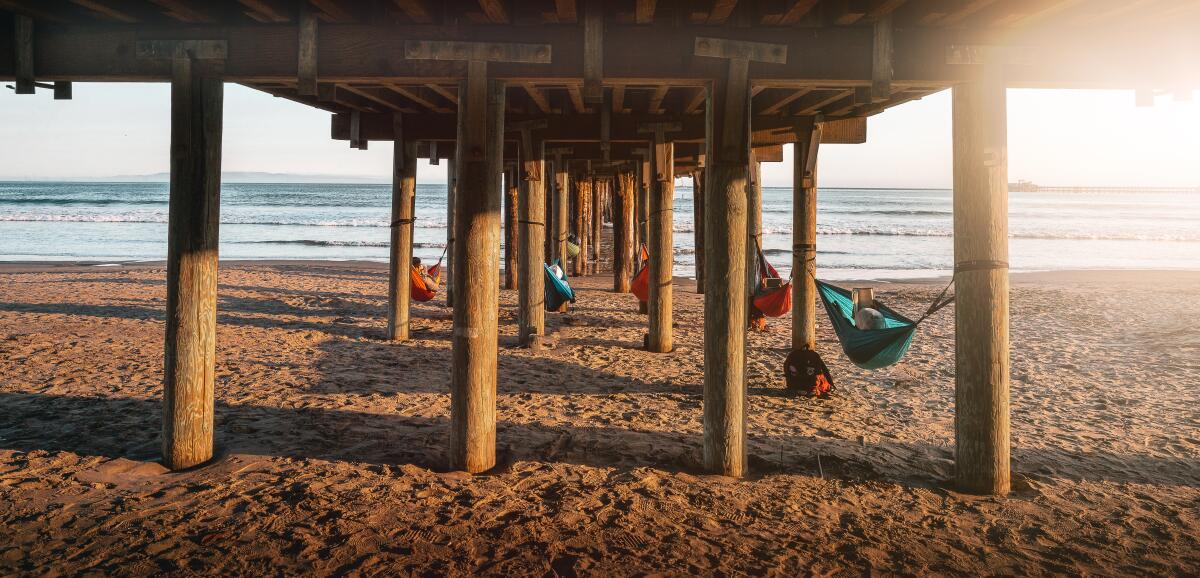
[1, 83, 1198, 188]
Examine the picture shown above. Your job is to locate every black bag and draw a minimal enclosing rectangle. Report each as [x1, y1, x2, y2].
[784, 348, 834, 397]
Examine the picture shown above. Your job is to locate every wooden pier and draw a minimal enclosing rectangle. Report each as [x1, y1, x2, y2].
[3, 0, 1197, 495]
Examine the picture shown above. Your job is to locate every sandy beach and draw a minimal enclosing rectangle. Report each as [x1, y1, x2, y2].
[0, 261, 1197, 575]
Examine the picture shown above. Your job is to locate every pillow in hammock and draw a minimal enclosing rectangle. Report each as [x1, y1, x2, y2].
[855, 307, 887, 331]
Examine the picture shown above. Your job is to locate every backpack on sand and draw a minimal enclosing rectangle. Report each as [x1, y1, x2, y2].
[784, 348, 834, 398]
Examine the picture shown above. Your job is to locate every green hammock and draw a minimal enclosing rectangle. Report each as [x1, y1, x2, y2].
[815, 279, 953, 370]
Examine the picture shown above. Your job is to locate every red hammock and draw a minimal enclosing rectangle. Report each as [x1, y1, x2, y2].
[411, 263, 442, 302]
[752, 249, 791, 317]
[631, 245, 650, 302]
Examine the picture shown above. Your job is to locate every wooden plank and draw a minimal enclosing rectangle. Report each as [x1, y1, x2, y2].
[522, 83, 552, 113]
[163, 53, 223, 471]
[694, 37, 787, 64]
[795, 89, 853, 114]
[684, 86, 707, 114]
[935, 0, 1001, 26]
[647, 85, 669, 114]
[384, 83, 453, 112]
[69, 0, 139, 23]
[554, 0, 577, 22]
[13, 15, 33, 94]
[778, 0, 821, 24]
[147, 0, 213, 23]
[236, 0, 290, 23]
[387, 127, 417, 341]
[477, 0, 509, 24]
[340, 84, 406, 110]
[394, 0, 434, 23]
[867, 0, 908, 20]
[635, 0, 656, 24]
[952, 64, 1011, 496]
[707, 0, 739, 24]
[425, 83, 458, 104]
[567, 84, 587, 113]
[309, 0, 354, 22]
[758, 88, 811, 114]
[834, 0, 869, 25]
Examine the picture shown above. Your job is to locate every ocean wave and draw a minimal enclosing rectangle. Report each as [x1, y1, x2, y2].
[0, 198, 168, 206]
[234, 240, 447, 248]
[0, 213, 448, 229]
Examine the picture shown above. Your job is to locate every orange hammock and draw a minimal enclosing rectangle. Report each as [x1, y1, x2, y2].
[411, 263, 442, 302]
[631, 245, 650, 302]
[752, 247, 792, 317]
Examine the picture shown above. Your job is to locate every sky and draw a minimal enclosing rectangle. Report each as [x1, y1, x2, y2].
[1, 83, 1198, 188]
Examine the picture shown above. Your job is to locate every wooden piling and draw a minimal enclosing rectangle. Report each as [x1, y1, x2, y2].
[591, 178, 603, 274]
[449, 70, 503, 474]
[162, 53, 223, 471]
[553, 158, 569, 267]
[952, 69, 1011, 496]
[504, 166, 519, 290]
[747, 157, 762, 317]
[648, 140, 674, 353]
[692, 169, 706, 294]
[614, 171, 636, 293]
[387, 132, 417, 341]
[445, 157, 457, 307]
[573, 177, 590, 276]
[793, 121, 820, 351]
[518, 138, 546, 344]
[638, 158, 650, 314]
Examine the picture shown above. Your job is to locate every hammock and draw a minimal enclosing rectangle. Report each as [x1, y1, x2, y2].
[815, 279, 953, 370]
[544, 258, 576, 311]
[410, 248, 446, 303]
[752, 247, 791, 318]
[631, 245, 650, 302]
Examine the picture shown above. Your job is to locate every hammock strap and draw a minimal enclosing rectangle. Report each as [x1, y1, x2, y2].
[434, 246, 448, 268]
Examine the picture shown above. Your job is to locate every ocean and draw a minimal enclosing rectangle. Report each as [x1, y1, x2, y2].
[2, 181, 1198, 279]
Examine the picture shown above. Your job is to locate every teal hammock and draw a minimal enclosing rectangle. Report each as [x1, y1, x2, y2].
[544, 259, 576, 311]
[815, 279, 953, 370]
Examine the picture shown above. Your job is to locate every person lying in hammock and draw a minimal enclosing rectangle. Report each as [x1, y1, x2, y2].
[411, 257, 439, 292]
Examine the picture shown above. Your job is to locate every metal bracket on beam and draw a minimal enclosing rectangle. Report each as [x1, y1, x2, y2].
[946, 45, 1030, 66]
[694, 37, 787, 64]
[404, 41, 551, 64]
[135, 40, 228, 60]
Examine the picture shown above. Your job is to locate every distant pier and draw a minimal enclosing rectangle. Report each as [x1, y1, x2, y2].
[1010, 180, 1200, 193]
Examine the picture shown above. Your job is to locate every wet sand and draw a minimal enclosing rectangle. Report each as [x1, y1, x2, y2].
[1, 262, 1197, 575]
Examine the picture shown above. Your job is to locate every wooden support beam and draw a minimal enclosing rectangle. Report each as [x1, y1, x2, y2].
[692, 168, 705, 294]
[449, 69, 504, 473]
[477, 0, 509, 23]
[504, 166, 519, 290]
[567, 84, 588, 113]
[867, 0, 908, 20]
[387, 125, 417, 341]
[697, 36, 786, 478]
[614, 170, 636, 293]
[612, 84, 626, 113]
[339, 84, 408, 111]
[70, 0, 140, 23]
[872, 14, 893, 102]
[297, 0, 318, 95]
[426, 83, 458, 104]
[13, 15, 33, 94]
[792, 118, 818, 351]
[148, 0, 214, 23]
[834, 0, 869, 25]
[936, 0, 1001, 26]
[523, 83, 552, 114]
[309, 0, 354, 22]
[685, 87, 707, 114]
[647, 85, 669, 114]
[582, 0, 603, 103]
[638, 121, 679, 353]
[163, 51, 223, 471]
[516, 130, 546, 343]
[952, 64, 1011, 496]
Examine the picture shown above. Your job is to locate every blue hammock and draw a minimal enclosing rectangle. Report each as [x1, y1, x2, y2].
[544, 259, 576, 311]
[815, 279, 952, 370]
